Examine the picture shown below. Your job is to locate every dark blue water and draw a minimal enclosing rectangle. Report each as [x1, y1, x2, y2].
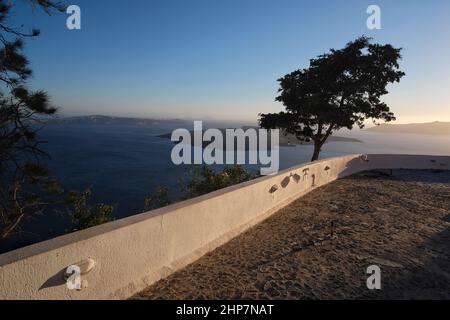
[40, 123, 190, 218]
[1, 123, 192, 253]
[2, 122, 449, 253]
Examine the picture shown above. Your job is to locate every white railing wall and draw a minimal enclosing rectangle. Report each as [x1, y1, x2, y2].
[1, 154, 449, 299]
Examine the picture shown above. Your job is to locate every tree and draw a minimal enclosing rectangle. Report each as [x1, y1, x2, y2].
[180, 165, 257, 200]
[259, 36, 405, 162]
[0, 1, 65, 173]
[67, 189, 114, 232]
[144, 186, 171, 210]
[144, 165, 257, 210]
[0, 1, 116, 245]
[0, 1, 68, 241]
[0, 163, 63, 240]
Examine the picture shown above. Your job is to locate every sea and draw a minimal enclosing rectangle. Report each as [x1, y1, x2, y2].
[1, 121, 450, 253]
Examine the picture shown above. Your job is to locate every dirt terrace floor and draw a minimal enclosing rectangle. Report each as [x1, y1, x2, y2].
[133, 170, 450, 300]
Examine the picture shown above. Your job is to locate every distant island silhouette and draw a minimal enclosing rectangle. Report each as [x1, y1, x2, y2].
[157, 128, 362, 148]
[48, 115, 187, 126]
[46, 115, 363, 149]
[366, 121, 450, 135]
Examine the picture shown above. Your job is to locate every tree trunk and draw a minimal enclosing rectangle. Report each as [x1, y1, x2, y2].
[311, 141, 322, 162]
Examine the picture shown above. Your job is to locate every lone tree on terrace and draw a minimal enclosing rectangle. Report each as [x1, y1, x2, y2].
[259, 36, 405, 161]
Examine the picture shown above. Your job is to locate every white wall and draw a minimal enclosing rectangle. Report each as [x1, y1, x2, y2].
[1, 154, 449, 300]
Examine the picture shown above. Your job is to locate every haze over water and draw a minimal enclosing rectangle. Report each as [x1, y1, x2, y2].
[1, 121, 449, 254]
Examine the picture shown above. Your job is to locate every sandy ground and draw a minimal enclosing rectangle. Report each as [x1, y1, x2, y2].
[132, 170, 450, 300]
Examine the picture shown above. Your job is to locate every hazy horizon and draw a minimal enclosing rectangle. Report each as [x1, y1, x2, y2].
[52, 113, 450, 128]
[13, 0, 450, 124]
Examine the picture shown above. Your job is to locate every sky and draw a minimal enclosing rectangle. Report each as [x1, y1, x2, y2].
[11, 0, 450, 123]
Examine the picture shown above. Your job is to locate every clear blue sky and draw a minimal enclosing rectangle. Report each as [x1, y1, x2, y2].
[13, 0, 450, 123]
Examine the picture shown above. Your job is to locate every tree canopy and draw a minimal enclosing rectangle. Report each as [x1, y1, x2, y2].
[259, 36, 405, 161]
[0, 0, 65, 176]
[0, 0, 66, 241]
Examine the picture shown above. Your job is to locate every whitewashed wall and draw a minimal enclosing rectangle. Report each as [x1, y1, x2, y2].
[0, 154, 449, 300]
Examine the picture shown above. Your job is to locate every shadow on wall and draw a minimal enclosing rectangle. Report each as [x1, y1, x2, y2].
[39, 268, 67, 291]
[337, 155, 371, 180]
[272, 155, 370, 197]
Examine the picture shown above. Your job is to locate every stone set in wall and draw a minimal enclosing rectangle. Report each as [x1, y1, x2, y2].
[0, 154, 449, 300]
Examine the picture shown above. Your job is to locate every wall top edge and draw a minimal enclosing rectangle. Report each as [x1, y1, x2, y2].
[1, 153, 448, 266]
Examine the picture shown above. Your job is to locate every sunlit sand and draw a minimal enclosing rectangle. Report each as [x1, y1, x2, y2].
[133, 170, 450, 300]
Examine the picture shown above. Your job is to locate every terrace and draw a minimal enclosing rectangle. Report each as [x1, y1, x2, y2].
[134, 169, 450, 299]
[1, 154, 449, 299]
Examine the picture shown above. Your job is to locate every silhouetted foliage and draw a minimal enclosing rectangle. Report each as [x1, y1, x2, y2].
[0, 1, 114, 242]
[181, 165, 257, 199]
[144, 186, 171, 210]
[145, 165, 257, 210]
[67, 189, 114, 232]
[259, 36, 405, 161]
[0, 0, 66, 240]
[0, 163, 64, 240]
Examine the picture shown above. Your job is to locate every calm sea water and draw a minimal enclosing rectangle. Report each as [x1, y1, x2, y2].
[1, 122, 450, 253]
